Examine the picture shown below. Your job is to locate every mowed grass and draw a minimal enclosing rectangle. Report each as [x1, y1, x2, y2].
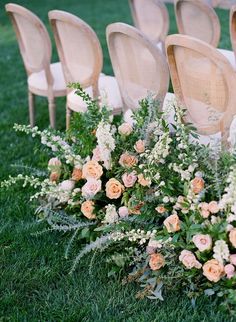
[0, 0, 235, 321]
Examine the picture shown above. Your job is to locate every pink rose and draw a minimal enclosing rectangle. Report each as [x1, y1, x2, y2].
[192, 234, 212, 252]
[208, 201, 219, 214]
[118, 123, 133, 136]
[230, 254, 236, 266]
[179, 250, 202, 269]
[48, 157, 61, 168]
[119, 152, 138, 168]
[81, 179, 102, 199]
[59, 179, 75, 192]
[122, 172, 137, 188]
[92, 146, 101, 162]
[225, 264, 235, 279]
[134, 140, 145, 153]
[118, 206, 129, 218]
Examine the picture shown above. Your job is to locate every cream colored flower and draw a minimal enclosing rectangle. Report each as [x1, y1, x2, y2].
[81, 200, 96, 219]
[149, 253, 165, 270]
[71, 167, 82, 181]
[179, 250, 202, 269]
[192, 234, 212, 252]
[229, 228, 236, 248]
[191, 177, 204, 194]
[163, 214, 181, 233]
[119, 152, 137, 168]
[134, 140, 145, 153]
[138, 174, 151, 187]
[118, 123, 133, 136]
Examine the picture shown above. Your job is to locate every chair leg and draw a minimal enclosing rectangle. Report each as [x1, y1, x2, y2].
[66, 106, 72, 130]
[28, 91, 35, 127]
[48, 98, 56, 129]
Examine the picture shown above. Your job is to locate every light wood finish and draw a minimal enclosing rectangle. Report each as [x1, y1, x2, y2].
[106, 22, 170, 113]
[5, 3, 66, 128]
[230, 5, 236, 62]
[175, 0, 221, 47]
[166, 34, 236, 144]
[129, 0, 169, 51]
[48, 10, 122, 128]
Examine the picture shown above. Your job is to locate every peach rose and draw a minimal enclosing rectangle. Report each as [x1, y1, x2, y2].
[203, 259, 225, 282]
[50, 171, 60, 182]
[81, 179, 102, 199]
[230, 254, 236, 265]
[149, 253, 165, 270]
[138, 174, 151, 187]
[208, 201, 219, 214]
[134, 140, 145, 153]
[82, 160, 103, 180]
[72, 167, 82, 181]
[118, 123, 133, 136]
[192, 234, 212, 252]
[106, 178, 124, 199]
[225, 264, 235, 279]
[229, 228, 236, 248]
[191, 176, 204, 194]
[119, 152, 138, 168]
[179, 250, 202, 269]
[81, 200, 96, 219]
[122, 172, 137, 188]
[155, 205, 167, 214]
[163, 214, 181, 233]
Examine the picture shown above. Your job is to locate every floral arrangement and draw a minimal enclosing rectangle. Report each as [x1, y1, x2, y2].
[2, 83, 236, 312]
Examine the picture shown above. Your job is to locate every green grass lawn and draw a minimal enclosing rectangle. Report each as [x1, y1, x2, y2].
[0, 1, 235, 321]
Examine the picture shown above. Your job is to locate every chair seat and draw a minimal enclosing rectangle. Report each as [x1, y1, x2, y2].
[218, 48, 236, 70]
[28, 62, 67, 97]
[67, 75, 123, 114]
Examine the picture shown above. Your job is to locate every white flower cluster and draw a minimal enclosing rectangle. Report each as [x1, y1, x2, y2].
[103, 204, 119, 224]
[0, 174, 42, 189]
[111, 229, 157, 245]
[171, 163, 198, 182]
[213, 240, 230, 264]
[13, 124, 83, 166]
[96, 120, 116, 169]
[146, 132, 172, 165]
[219, 166, 236, 218]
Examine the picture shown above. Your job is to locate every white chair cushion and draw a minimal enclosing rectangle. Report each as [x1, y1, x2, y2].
[28, 62, 67, 96]
[67, 75, 123, 114]
[218, 48, 236, 70]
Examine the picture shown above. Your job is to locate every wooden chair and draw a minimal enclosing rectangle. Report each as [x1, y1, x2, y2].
[106, 22, 174, 125]
[5, 3, 67, 128]
[48, 10, 122, 129]
[165, 34, 236, 145]
[175, 0, 236, 70]
[230, 5, 236, 65]
[129, 0, 169, 52]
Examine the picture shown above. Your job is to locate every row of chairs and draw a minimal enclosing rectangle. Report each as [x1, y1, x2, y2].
[5, 3, 236, 145]
[129, 0, 236, 68]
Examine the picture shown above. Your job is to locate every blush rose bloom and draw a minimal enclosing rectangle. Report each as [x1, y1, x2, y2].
[192, 234, 212, 252]
[230, 254, 236, 265]
[208, 201, 219, 214]
[81, 179, 102, 199]
[179, 250, 202, 269]
[149, 253, 165, 270]
[198, 202, 210, 218]
[48, 157, 62, 171]
[191, 176, 205, 194]
[59, 179, 75, 192]
[225, 264, 235, 279]
[72, 167, 82, 181]
[81, 200, 96, 219]
[163, 214, 181, 233]
[134, 140, 145, 153]
[92, 146, 101, 162]
[118, 206, 129, 218]
[138, 174, 151, 187]
[122, 172, 137, 188]
[229, 228, 236, 248]
[82, 160, 103, 180]
[106, 178, 124, 199]
[119, 152, 138, 168]
[203, 259, 225, 282]
[118, 123, 133, 136]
